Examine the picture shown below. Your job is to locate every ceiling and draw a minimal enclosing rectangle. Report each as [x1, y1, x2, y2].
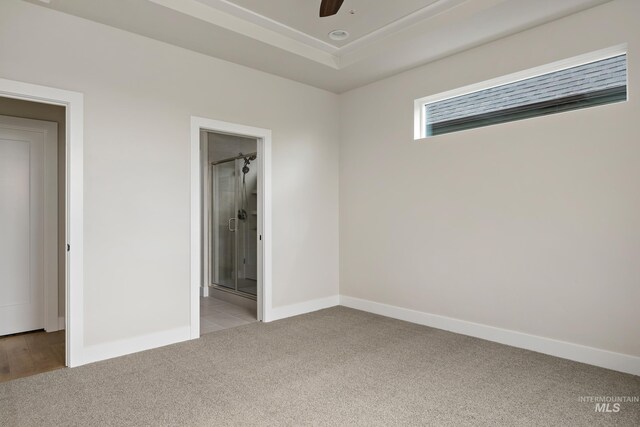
[213, 0, 443, 48]
[25, 0, 612, 93]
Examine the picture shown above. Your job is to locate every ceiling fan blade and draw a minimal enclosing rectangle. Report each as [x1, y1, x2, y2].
[319, 0, 344, 17]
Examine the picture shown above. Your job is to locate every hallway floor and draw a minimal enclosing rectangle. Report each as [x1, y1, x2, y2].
[0, 330, 65, 383]
[200, 295, 257, 335]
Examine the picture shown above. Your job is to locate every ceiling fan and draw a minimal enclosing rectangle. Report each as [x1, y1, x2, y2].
[319, 0, 345, 17]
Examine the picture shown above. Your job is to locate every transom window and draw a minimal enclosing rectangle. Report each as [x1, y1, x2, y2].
[414, 47, 627, 139]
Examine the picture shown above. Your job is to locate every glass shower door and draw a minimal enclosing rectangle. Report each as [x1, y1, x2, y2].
[212, 161, 236, 290]
[210, 153, 258, 298]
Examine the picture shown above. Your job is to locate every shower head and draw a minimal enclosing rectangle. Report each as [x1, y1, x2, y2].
[241, 156, 250, 174]
[242, 154, 256, 174]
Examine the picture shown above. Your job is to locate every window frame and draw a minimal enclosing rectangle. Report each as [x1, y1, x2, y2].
[413, 44, 628, 140]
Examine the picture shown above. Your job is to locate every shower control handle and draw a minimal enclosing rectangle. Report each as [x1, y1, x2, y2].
[228, 217, 237, 232]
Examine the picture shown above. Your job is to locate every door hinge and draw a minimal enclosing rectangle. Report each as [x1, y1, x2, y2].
[259, 235, 262, 241]
[67, 243, 70, 252]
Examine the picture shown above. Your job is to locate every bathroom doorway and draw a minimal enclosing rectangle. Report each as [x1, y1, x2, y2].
[198, 130, 260, 335]
[191, 117, 272, 338]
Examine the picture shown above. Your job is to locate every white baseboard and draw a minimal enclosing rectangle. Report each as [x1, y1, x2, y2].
[340, 295, 640, 376]
[267, 295, 340, 322]
[58, 316, 65, 330]
[73, 295, 338, 367]
[76, 326, 191, 367]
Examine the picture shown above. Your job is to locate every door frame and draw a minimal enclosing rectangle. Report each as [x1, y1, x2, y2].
[190, 117, 272, 337]
[0, 78, 84, 367]
[0, 115, 58, 334]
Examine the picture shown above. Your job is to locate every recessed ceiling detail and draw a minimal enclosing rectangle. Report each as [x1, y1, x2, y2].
[25, 0, 614, 93]
[185, 0, 469, 53]
[220, 0, 444, 48]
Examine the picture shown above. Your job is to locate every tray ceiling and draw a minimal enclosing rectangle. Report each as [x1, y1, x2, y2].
[25, 0, 613, 93]
[217, 0, 443, 48]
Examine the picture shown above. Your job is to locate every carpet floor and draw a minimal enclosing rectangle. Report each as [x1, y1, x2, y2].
[1, 307, 639, 426]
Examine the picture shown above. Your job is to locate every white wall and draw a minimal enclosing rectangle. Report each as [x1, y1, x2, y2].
[0, 0, 339, 348]
[339, 0, 640, 358]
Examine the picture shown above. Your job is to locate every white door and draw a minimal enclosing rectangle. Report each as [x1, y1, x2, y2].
[0, 115, 58, 336]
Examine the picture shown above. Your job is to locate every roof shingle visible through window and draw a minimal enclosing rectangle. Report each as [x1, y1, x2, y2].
[426, 55, 627, 124]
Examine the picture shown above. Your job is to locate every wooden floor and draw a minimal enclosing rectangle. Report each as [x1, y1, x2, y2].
[0, 330, 65, 383]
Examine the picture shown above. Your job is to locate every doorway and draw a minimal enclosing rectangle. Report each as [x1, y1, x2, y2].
[0, 101, 64, 381]
[200, 132, 258, 334]
[0, 77, 83, 368]
[190, 117, 272, 339]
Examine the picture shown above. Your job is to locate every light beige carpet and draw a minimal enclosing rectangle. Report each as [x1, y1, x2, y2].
[1, 307, 639, 426]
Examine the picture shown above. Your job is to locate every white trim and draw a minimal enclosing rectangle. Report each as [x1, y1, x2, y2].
[340, 296, 640, 376]
[0, 77, 84, 367]
[257, 124, 272, 324]
[268, 295, 340, 322]
[413, 44, 628, 140]
[77, 326, 190, 366]
[200, 130, 210, 300]
[190, 117, 272, 339]
[58, 316, 65, 330]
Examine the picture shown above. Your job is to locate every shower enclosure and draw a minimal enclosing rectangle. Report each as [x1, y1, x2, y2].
[210, 152, 258, 298]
